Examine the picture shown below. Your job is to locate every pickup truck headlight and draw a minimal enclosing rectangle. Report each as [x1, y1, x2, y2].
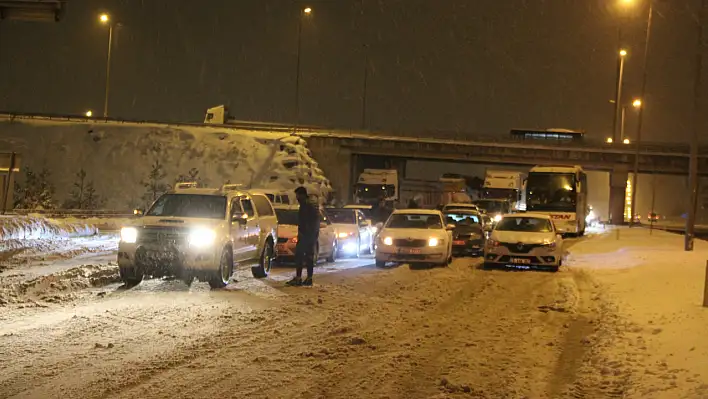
[493, 214, 502, 223]
[120, 227, 138, 243]
[189, 227, 216, 247]
[428, 237, 440, 247]
[382, 236, 393, 246]
[542, 241, 557, 249]
[338, 232, 354, 239]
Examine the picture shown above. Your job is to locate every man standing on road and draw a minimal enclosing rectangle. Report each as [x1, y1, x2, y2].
[286, 186, 320, 287]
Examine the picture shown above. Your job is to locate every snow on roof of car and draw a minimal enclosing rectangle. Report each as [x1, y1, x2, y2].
[501, 213, 552, 219]
[172, 188, 224, 196]
[344, 204, 372, 209]
[273, 204, 299, 211]
[393, 209, 443, 215]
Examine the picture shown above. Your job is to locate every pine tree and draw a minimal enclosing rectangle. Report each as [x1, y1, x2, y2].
[141, 159, 168, 206]
[36, 168, 56, 210]
[174, 167, 207, 187]
[83, 181, 104, 209]
[63, 169, 87, 209]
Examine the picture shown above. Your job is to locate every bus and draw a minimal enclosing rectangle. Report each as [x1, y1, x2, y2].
[525, 165, 588, 236]
[510, 128, 585, 142]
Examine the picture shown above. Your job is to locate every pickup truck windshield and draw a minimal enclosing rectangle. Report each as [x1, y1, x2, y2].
[146, 194, 227, 219]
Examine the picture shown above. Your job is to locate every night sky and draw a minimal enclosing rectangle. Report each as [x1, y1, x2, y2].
[0, 0, 706, 143]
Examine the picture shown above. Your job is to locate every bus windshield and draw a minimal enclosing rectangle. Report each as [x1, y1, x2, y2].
[475, 200, 510, 214]
[526, 173, 577, 212]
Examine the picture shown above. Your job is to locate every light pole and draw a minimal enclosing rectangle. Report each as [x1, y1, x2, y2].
[99, 13, 114, 118]
[686, 0, 706, 251]
[612, 49, 628, 143]
[294, 6, 312, 131]
[628, 0, 653, 228]
[620, 98, 642, 143]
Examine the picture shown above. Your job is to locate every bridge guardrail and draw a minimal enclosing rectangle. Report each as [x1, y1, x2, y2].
[2, 111, 706, 156]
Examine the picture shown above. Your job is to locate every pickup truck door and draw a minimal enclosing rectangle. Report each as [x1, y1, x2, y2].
[229, 199, 251, 262]
[239, 197, 260, 260]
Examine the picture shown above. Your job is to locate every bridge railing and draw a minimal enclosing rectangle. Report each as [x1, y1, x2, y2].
[2, 111, 705, 156]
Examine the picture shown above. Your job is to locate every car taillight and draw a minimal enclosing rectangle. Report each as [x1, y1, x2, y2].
[290, 237, 298, 243]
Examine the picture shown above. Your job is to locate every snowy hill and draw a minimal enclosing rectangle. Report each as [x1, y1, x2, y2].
[0, 116, 332, 210]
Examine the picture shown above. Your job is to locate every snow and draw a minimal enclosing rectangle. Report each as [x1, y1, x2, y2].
[567, 227, 708, 398]
[0, 117, 332, 210]
[0, 215, 98, 241]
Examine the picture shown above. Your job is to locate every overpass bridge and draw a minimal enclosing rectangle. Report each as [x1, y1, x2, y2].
[1, 112, 707, 221]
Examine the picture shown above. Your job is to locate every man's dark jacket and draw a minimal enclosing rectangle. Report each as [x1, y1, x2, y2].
[297, 201, 320, 249]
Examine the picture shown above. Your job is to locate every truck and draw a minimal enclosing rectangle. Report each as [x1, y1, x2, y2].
[482, 169, 526, 211]
[354, 169, 399, 206]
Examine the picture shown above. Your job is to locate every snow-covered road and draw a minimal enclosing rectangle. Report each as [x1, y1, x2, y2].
[1, 232, 703, 398]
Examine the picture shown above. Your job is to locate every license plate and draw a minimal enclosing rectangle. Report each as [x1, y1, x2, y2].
[399, 248, 421, 254]
[453, 240, 466, 245]
[511, 258, 531, 264]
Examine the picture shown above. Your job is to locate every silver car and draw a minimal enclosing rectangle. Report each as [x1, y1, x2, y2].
[483, 213, 563, 271]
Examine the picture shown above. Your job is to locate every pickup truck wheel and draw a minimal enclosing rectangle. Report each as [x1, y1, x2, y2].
[375, 260, 386, 268]
[326, 241, 337, 263]
[209, 249, 232, 289]
[119, 266, 143, 287]
[252, 239, 274, 279]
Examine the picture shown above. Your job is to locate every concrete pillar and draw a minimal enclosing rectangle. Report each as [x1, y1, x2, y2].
[608, 166, 628, 225]
[307, 137, 352, 203]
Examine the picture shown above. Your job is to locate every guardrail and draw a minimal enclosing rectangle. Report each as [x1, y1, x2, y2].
[10, 209, 135, 219]
[2, 111, 707, 156]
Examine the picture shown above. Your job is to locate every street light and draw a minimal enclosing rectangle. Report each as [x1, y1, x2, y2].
[629, 1, 654, 229]
[620, 98, 642, 143]
[85, 110, 93, 117]
[294, 6, 312, 131]
[606, 137, 614, 143]
[612, 49, 628, 143]
[99, 12, 114, 118]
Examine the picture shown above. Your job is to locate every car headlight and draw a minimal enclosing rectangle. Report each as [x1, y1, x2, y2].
[585, 211, 596, 223]
[493, 214, 502, 223]
[487, 239, 499, 248]
[428, 237, 440, 247]
[120, 227, 138, 243]
[338, 232, 354, 239]
[189, 227, 216, 247]
[542, 241, 557, 249]
[382, 236, 393, 246]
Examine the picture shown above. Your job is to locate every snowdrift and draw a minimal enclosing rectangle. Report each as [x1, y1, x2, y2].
[0, 116, 332, 210]
[0, 215, 97, 241]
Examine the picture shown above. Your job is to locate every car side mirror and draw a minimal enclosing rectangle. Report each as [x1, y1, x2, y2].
[320, 222, 327, 229]
[446, 224, 456, 231]
[232, 213, 248, 224]
[133, 208, 144, 216]
[483, 224, 493, 232]
[375, 222, 384, 230]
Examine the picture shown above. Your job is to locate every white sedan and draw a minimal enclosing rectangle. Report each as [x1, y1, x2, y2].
[375, 209, 453, 268]
[326, 208, 374, 257]
[483, 213, 563, 272]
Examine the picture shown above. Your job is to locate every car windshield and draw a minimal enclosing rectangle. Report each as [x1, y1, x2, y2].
[327, 209, 356, 224]
[386, 214, 443, 229]
[495, 217, 553, 233]
[444, 212, 480, 226]
[146, 194, 227, 219]
[275, 209, 299, 225]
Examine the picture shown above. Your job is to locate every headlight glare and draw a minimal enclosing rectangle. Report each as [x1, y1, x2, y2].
[338, 232, 353, 239]
[383, 236, 393, 246]
[120, 227, 138, 243]
[428, 237, 439, 247]
[189, 227, 216, 247]
[494, 214, 502, 223]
